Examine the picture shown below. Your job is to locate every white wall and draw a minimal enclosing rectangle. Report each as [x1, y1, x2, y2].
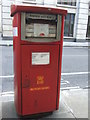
[2, 0, 14, 37]
[1, 0, 90, 41]
[75, 0, 89, 41]
[1, 0, 39, 37]
[0, 0, 1, 32]
[57, 1, 76, 40]
[1, 0, 57, 37]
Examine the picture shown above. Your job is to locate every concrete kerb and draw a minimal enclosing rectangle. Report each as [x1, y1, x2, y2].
[63, 42, 89, 47]
[0, 41, 13, 46]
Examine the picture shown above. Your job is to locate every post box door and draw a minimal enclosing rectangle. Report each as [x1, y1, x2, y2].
[21, 45, 59, 115]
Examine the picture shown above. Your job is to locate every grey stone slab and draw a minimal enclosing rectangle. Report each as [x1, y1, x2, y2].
[0, 102, 2, 120]
[46, 100, 75, 118]
[61, 89, 88, 118]
[2, 101, 17, 118]
[46, 111, 75, 118]
[1, 89, 88, 119]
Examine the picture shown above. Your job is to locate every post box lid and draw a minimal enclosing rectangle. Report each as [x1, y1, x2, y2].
[11, 4, 67, 17]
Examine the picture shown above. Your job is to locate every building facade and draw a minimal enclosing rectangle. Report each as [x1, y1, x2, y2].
[0, 0, 90, 41]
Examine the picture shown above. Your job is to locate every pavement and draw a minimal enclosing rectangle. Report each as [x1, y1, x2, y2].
[0, 40, 89, 47]
[0, 88, 88, 119]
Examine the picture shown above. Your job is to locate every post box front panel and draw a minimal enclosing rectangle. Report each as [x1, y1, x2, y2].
[21, 45, 59, 115]
[21, 13, 62, 42]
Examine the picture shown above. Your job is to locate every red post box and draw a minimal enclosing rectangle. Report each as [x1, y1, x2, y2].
[11, 4, 67, 116]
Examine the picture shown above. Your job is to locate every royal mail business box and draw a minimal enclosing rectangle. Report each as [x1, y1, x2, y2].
[11, 5, 67, 116]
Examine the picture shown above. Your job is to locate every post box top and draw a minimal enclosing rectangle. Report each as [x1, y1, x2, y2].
[11, 4, 67, 17]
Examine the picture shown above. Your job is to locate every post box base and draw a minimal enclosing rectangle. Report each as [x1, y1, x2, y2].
[18, 111, 54, 118]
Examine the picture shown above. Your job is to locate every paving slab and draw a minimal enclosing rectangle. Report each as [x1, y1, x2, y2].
[45, 99, 75, 118]
[1, 89, 88, 119]
[61, 89, 88, 118]
[0, 102, 2, 120]
[2, 101, 17, 118]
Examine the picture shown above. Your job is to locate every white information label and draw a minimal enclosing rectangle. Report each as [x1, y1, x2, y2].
[32, 52, 50, 65]
[13, 27, 18, 36]
[34, 24, 49, 37]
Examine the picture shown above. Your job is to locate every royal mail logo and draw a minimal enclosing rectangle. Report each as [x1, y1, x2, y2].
[30, 76, 50, 91]
[36, 76, 44, 85]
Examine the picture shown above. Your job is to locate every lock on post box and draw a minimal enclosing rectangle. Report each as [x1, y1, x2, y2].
[11, 5, 67, 116]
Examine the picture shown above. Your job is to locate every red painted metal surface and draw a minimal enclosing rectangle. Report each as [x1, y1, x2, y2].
[56, 15, 65, 110]
[13, 13, 22, 115]
[11, 4, 67, 17]
[11, 5, 67, 116]
[21, 45, 59, 115]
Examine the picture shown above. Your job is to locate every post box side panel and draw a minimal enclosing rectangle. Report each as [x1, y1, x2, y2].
[21, 45, 59, 115]
[13, 13, 22, 114]
[56, 15, 65, 109]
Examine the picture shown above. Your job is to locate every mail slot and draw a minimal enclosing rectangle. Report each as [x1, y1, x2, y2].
[11, 4, 67, 116]
[21, 12, 62, 42]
